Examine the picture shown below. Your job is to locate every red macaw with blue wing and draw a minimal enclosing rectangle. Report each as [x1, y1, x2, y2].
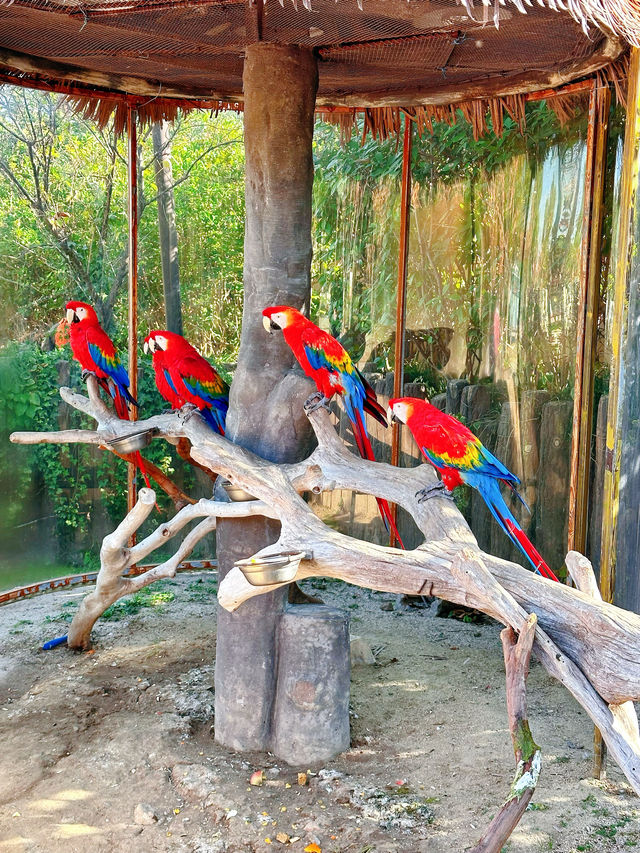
[262, 305, 403, 547]
[65, 301, 137, 418]
[143, 330, 229, 435]
[63, 300, 150, 487]
[388, 396, 559, 581]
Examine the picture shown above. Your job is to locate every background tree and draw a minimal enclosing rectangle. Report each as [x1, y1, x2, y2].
[152, 120, 182, 335]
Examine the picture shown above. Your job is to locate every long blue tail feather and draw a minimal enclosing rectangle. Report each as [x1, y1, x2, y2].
[467, 474, 558, 581]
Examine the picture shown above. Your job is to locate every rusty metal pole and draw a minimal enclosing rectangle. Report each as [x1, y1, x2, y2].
[389, 112, 413, 546]
[127, 104, 139, 521]
[564, 79, 611, 778]
[568, 81, 611, 556]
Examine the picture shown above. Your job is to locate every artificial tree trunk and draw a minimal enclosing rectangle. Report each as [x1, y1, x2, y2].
[214, 43, 319, 752]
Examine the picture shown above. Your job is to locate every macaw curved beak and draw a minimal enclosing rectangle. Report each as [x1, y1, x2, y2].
[262, 315, 275, 334]
[387, 406, 398, 425]
[66, 308, 76, 324]
[143, 340, 150, 354]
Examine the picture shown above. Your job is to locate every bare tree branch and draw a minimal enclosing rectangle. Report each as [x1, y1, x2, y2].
[10, 383, 640, 795]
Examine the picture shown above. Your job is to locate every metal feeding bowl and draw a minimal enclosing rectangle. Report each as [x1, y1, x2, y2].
[235, 551, 308, 586]
[221, 479, 257, 502]
[106, 428, 157, 455]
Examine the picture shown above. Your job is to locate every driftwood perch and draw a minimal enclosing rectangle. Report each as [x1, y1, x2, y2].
[10, 379, 640, 796]
[471, 613, 540, 853]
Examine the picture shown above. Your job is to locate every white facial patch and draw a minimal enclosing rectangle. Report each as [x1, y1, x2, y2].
[391, 401, 410, 424]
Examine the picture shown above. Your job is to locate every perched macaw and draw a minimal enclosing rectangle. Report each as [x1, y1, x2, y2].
[387, 397, 559, 581]
[143, 330, 229, 435]
[262, 305, 403, 547]
[65, 301, 137, 418]
[63, 300, 150, 487]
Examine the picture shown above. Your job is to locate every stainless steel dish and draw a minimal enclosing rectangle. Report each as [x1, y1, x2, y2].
[234, 551, 307, 586]
[107, 428, 157, 455]
[221, 480, 257, 502]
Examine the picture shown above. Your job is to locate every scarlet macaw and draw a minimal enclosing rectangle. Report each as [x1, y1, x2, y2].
[143, 330, 229, 435]
[65, 301, 137, 417]
[387, 396, 559, 581]
[63, 300, 150, 487]
[262, 305, 403, 547]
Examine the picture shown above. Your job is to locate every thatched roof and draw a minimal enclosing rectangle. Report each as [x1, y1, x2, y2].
[0, 0, 634, 136]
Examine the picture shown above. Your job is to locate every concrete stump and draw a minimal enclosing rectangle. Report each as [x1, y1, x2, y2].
[460, 383, 490, 426]
[272, 605, 351, 765]
[520, 390, 550, 522]
[431, 392, 447, 411]
[403, 381, 430, 399]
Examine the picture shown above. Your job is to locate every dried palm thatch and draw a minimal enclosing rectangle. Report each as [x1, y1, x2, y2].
[59, 49, 629, 144]
[65, 94, 243, 136]
[454, 0, 640, 47]
[320, 52, 628, 143]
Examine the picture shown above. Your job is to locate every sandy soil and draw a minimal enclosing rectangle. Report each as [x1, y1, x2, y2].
[0, 572, 638, 853]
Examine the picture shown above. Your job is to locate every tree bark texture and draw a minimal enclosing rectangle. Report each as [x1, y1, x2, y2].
[152, 120, 183, 335]
[470, 615, 540, 853]
[215, 44, 320, 753]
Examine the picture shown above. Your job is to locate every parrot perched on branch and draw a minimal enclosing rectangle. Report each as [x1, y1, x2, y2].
[64, 301, 137, 417]
[262, 304, 403, 547]
[388, 396, 559, 582]
[63, 300, 150, 487]
[143, 330, 229, 435]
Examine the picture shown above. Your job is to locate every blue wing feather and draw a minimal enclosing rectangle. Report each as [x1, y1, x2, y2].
[88, 342, 135, 405]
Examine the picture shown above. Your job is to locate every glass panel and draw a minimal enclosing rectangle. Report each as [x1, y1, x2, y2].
[311, 122, 401, 543]
[402, 103, 589, 566]
[594, 104, 640, 611]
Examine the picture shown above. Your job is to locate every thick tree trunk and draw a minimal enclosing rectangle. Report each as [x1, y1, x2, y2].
[152, 120, 183, 335]
[214, 43, 319, 752]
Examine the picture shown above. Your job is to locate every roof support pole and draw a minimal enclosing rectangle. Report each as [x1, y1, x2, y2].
[390, 112, 413, 546]
[594, 47, 640, 778]
[126, 104, 138, 528]
[214, 44, 320, 754]
[568, 80, 610, 556]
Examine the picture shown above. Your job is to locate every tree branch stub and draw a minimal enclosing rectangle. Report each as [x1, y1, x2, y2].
[470, 614, 540, 853]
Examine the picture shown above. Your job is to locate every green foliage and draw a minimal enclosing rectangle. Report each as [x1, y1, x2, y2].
[102, 581, 176, 620]
[138, 111, 245, 360]
[185, 576, 218, 602]
[0, 341, 198, 566]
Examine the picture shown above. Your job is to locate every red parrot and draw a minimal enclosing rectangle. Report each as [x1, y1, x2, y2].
[143, 330, 229, 435]
[387, 396, 559, 581]
[63, 300, 150, 487]
[262, 305, 403, 547]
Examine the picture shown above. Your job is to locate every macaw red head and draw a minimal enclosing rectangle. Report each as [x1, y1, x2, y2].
[65, 301, 99, 326]
[262, 305, 304, 334]
[387, 397, 421, 426]
[144, 331, 166, 355]
[143, 330, 186, 355]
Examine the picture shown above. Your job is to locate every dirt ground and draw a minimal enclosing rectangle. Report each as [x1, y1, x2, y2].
[0, 572, 638, 853]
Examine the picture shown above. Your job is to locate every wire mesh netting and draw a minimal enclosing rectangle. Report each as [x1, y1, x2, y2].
[0, 0, 614, 102]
